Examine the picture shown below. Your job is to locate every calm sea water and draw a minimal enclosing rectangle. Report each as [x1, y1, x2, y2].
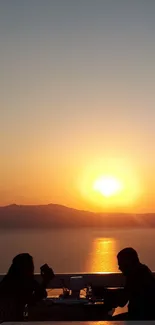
[0, 228, 154, 273]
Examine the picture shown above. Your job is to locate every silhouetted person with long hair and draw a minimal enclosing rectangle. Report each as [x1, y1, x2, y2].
[105, 247, 155, 320]
[0, 253, 54, 321]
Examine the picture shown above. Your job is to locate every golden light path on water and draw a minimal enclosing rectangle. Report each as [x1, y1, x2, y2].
[70, 323, 114, 325]
[85, 237, 118, 273]
[84, 238, 127, 316]
[79, 322, 119, 325]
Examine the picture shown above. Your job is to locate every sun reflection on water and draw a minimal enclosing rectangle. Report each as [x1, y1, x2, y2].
[86, 237, 118, 273]
[82, 323, 111, 325]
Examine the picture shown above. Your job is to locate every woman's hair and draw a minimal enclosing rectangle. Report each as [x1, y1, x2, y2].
[0, 253, 34, 292]
[11, 253, 34, 277]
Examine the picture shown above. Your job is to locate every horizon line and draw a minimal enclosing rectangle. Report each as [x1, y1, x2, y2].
[0, 203, 155, 215]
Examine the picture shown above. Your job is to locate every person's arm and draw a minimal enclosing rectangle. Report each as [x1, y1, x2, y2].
[104, 288, 129, 309]
[32, 280, 47, 301]
[40, 264, 55, 288]
[32, 265, 55, 302]
[116, 288, 128, 307]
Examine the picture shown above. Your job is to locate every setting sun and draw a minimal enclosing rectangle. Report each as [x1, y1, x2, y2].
[78, 158, 143, 212]
[93, 176, 123, 197]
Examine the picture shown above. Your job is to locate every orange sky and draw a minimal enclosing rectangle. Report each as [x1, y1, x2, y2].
[1, 1, 155, 212]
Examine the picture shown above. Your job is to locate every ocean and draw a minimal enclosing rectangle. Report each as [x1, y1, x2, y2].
[0, 228, 154, 274]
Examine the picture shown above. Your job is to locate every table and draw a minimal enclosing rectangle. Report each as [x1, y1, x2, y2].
[27, 297, 113, 321]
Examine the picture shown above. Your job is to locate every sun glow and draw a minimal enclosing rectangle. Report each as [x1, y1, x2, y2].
[93, 176, 123, 197]
[78, 158, 142, 212]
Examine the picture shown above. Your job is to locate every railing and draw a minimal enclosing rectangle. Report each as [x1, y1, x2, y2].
[0, 273, 125, 288]
[1, 272, 155, 289]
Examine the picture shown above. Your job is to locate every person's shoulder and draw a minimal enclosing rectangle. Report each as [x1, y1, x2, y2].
[139, 263, 155, 281]
[140, 263, 152, 274]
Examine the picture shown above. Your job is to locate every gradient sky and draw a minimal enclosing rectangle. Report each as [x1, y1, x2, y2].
[1, 0, 155, 212]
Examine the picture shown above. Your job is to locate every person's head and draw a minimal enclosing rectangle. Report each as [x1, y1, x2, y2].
[9, 253, 34, 280]
[0, 253, 34, 293]
[117, 247, 140, 276]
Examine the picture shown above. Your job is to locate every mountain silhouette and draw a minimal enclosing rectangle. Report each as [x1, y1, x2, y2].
[0, 204, 154, 229]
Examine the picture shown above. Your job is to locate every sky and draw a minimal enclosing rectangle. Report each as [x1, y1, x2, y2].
[0, 0, 155, 212]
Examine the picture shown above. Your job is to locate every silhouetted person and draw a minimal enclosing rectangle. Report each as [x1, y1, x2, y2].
[105, 247, 155, 320]
[0, 253, 54, 321]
